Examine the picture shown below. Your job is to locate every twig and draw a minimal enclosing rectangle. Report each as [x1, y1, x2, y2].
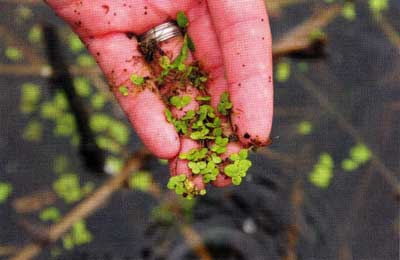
[272, 5, 341, 59]
[0, 246, 17, 257]
[266, 0, 308, 17]
[283, 179, 304, 260]
[9, 149, 151, 260]
[12, 190, 56, 214]
[373, 14, 400, 51]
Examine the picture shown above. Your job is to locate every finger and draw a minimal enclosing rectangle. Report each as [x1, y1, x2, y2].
[45, 0, 193, 37]
[45, 0, 184, 158]
[206, 0, 274, 147]
[154, 34, 245, 189]
[151, 36, 206, 189]
[88, 34, 181, 159]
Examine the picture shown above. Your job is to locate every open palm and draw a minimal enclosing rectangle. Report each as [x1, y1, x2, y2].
[46, 0, 274, 185]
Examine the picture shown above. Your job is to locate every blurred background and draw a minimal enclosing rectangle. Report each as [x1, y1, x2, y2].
[0, 0, 399, 259]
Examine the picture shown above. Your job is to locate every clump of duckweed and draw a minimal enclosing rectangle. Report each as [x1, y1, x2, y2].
[151, 11, 252, 198]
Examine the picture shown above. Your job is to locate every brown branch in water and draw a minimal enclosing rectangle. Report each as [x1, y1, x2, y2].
[373, 14, 400, 50]
[12, 190, 57, 214]
[272, 5, 341, 60]
[282, 179, 304, 260]
[266, 0, 308, 17]
[9, 148, 151, 260]
[0, 246, 17, 257]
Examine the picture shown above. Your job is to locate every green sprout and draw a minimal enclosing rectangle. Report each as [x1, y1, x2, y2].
[177, 11, 189, 28]
[68, 33, 84, 53]
[224, 150, 252, 185]
[342, 2, 356, 21]
[73, 77, 91, 97]
[129, 171, 152, 191]
[63, 220, 93, 250]
[40, 207, 61, 222]
[130, 74, 145, 85]
[350, 143, 372, 164]
[276, 61, 291, 82]
[89, 113, 111, 132]
[200, 161, 220, 183]
[196, 96, 211, 102]
[167, 174, 205, 199]
[20, 82, 41, 114]
[5, 47, 23, 61]
[0, 182, 12, 204]
[28, 25, 42, 44]
[341, 143, 372, 172]
[297, 121, 313, 135]
[217, 92, 233, 115]
[53, 155, 69, 174]
[188, 161, 207, 174]
[53, 174, 83, 203]
[179, 147, 208, 161]
[170, 95, 192, 109]
[23, 120, 43, 142]
[167, 175, 187, 195]
[108, 120, 130, 145]
[76, 54, 95, 67]
[211, 136, 229, 154]
[190, 128, 210, 140]
[369, 0, 388, 14]
[90, 93, 107, 110]
[309, 153, 334, 189]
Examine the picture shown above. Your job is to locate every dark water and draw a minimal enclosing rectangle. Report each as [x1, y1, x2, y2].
[0, 1, 399, 260]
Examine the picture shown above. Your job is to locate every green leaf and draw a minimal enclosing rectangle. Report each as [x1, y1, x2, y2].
[170, 95, 192, 109]
[276, 61, 291, 82]
[187, 35, 196, 52]
[341, 159, 359, 172]
[177, 11, 189, 28]
[28, 25, 42, 43]
[89, 114, 111, 132]
[5, 47, 23, 61]
[118, 86, 129, 96]
[40, 207, 61, 222]
[23, 120, 43, 142]
[350, 143, 372, 164]
[53, 174, 82, 203]
[217, 92, 233, 116]
[297, 121, 313, 135]
[182, 110, 196, 120]
[73, 77, 91, 97]
[91, 93, 107, 110]
[20, 83, 41, 114]
[68, 33, 84, 53]
[0, 182, 12, 204]
[129, 171, 152, 191]
[77, 54, 95, 67]
[165, 109, 174, 123]
[109, 120, 130, 145]
[130, 74, 145, 85]
[172, 34, 189, 69]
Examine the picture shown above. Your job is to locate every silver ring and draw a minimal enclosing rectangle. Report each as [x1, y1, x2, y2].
[140, 22, 182, 46]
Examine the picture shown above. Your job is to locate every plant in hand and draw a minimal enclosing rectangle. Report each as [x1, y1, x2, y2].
[138, 12, 253, 199]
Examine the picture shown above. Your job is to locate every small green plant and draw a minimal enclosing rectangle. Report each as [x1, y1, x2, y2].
[309, 153, 334, 189]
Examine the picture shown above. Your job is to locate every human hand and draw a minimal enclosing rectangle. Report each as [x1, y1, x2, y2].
[45, 0, 273, 190]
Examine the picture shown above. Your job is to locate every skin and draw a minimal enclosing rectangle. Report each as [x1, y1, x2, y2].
[45, 0, 274, 185]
